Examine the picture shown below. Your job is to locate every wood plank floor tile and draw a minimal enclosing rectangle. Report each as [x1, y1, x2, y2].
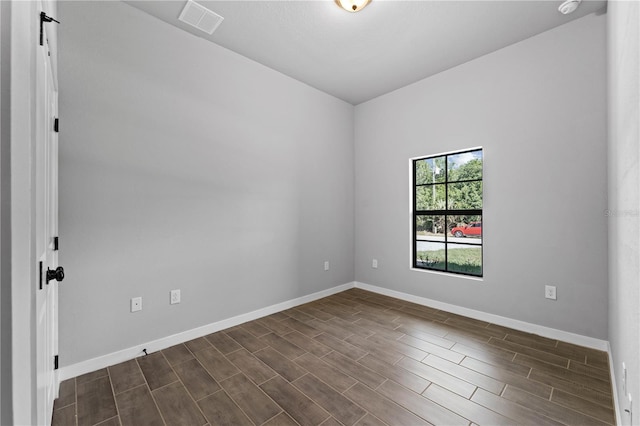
[422, 354, 505, 395]
[205, 331, 243, 354]
[260, 332, 307, 360]
[172, 358, 221, 401]
[353, 414, 387, 426]
[489, 338, 570, 367]
[282, 331, 333, 357]
[519, 357, 611, 393]
[197, 390, 252, 425]
[258, 317, 295, 336]
[108, 359, 145, 395]
[225, 348, 278, 384]
[77, 375, 117, 426]
[460, 356, 552, 399]
[399, 305, 450, 323]
[293, 373, 366, 426]
[115, 385, 163, 426]
[377, 379, 469, 425]
[193, 346, 239, 382]
[397, 357, 477, 399]
[294, 352, 358, 393]
[322, 351, 386, 389]
[357, 354, 430, 394]
[551, 389, 616, 424]
[297, 305, 336, 321]
[366, 333, 428, 361]
[399, 334, 465, 363]
[52, 403, 77, 426]
[422, 384, 513, 425]
[282, 308, 316, 323]
[568, 359, 612, 382]
[504, 333, 559, 351]
[93, 417, 120, 426]
[260, 376, 330, 426]
[307, 318, 354, 340]
[327, 317, 375, 338]
[502, 385, 610, 426]
[320, 417, 344, 426]
[453, 344, 525, 375]
[391, 311, 450, 336]
[226, 327, 270, 352]
[184, 337, 212, 353]
[263, 412, 299, 426]
[345, 334, 404, 365]
[528, 369, 613, 407]
[344, 383, 431, 426]
[314, 333, 368, 360]
[354, 318, 405, 340]
[394, 325, 455, 348]
[76, 369, 108, 385]
[242, 320, 272, 337]
[254, 346, 307, 382]
[220, 373, 282, 425]
[557, 341, 608, 364]
[136, 352, 178, 391]
[470, 388, 563, 426]
[161, 343, 194, 366]
[54, 378, 76, 410]
[152, 381, 207, 426]
[281, 318, 323, 338]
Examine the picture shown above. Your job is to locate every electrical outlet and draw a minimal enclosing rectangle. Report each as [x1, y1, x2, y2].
[170, 289, 181, 305]
[372, 259, 378, 268]
[545, 285, 557, 300]
[324, 261, 329, 271]
[131, 297, 142, 312]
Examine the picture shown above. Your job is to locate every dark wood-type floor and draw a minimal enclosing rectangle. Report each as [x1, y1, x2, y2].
[52, 289, 616, 426]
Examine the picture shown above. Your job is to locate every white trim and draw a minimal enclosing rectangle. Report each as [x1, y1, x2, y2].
[59, 282, 355, 381]
[607, 342, 622, 426]
[355, 281, 609, 351]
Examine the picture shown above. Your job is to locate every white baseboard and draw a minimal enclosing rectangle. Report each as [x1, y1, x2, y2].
[607, 342, 622, 426]
[59, 282, 356, 381]
[355, 281, 610, 351]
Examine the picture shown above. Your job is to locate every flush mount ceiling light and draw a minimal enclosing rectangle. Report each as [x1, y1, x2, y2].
[558, 0, 581, 15]
[336, 0, 371, 13]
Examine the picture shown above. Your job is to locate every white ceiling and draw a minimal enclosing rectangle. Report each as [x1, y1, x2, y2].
[125, 0, 606, 105]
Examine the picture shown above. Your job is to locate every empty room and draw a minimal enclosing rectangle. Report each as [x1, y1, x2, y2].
[1, 0, 638, 425]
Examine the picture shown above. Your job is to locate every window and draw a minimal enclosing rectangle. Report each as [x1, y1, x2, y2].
[412, 148, 483, 277]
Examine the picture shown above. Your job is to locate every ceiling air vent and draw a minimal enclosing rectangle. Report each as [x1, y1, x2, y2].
[178, 0, 224, 35]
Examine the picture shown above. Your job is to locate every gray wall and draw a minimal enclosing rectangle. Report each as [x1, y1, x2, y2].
[354, 13, 608, 339]
[607, 1, 639, 423]
[0, 1, 11, 423]
[58, 1, 354, 366]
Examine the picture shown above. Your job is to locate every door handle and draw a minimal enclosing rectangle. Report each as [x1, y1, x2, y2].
[46, 266, 64, 284]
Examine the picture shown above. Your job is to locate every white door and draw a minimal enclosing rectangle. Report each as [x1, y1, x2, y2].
[35, 13, 60, 425]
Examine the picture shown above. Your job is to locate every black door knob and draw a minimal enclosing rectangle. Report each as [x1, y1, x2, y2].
[46, 266, 64, 284]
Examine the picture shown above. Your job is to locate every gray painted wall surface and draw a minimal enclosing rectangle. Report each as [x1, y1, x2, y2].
[58, 1, 354, 366]
[607, 1, 639, 423]
[0, 2, 11, 423]
[354, 14, 608, 339]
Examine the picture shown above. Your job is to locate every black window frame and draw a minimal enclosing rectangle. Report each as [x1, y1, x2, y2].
[412, 148, 483, 277]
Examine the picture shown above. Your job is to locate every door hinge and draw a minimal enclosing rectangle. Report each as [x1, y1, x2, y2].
[53, 236, 59, 251]
[39, 261, 43, 290]
[54, 118, 59, 133]
[40, 12, 60, 47]
[54, 355, 59, 370]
